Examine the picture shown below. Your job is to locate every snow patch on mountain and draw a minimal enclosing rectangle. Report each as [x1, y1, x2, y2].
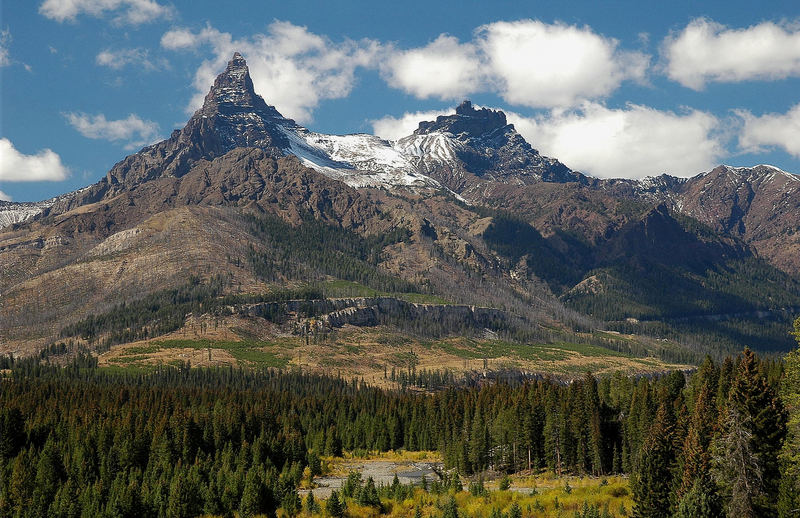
[397, 132, 461, 162]
[278, 124, 443, 190]
[0, 188, 86, 230]
[0, 201, 50, 229]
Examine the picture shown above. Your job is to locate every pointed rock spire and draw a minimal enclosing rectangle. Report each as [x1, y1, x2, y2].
[198, 52, 282, 118]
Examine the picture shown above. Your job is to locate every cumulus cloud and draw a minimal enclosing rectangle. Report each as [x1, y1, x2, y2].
[0, 29, 11, 67]
[0, 190, 10, 201]
[65, 112, 160, 149]
[381, 20, 648, 109]
[0, 138, 69, 182]
[39, 0, 173, 25]
[737, 104, 800, 158]
[161, 21, 381, 124]
[478, 20, 648, 108]
[505, 103, 724, 178]
[159, 26, 204, 50]
[371, 109, 454, 140]
[380, 35, 481, 100]
[664, 18, 800, 89]
[96, 47, 158, 70]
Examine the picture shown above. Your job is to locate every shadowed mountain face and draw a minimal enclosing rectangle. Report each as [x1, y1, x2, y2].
[2, 52, 800, 358]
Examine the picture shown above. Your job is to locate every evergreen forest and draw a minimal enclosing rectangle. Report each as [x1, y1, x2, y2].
[0, 316, 798, 517]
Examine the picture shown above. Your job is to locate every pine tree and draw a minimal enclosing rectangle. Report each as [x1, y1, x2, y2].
[583, 373, 605, 475]
[166, 468, 201, 518]
[716, 357, 735, 408]
[673, 478, 721, 518]
[305, 490, 320, 514]
[239, 468, 265, 518]
[632, 401, 676, 518]
[468, 409, 488, 473]
[727, 347, 787, 515]
[778, 316, 800, 517]
[325, 429, 343, 457]
[676, 381, 716, 501]
[31, 437, 65, 516]
[358, 476, 380, 509]
[498, 474, 511, 491]
[713, 407, 763, 518]
[282, 489, 301, 517]
[624, 379, 653, 474]
[326, 490, 344, 518]
[442, 495, 459, 518]
[543, 390, 564, 475]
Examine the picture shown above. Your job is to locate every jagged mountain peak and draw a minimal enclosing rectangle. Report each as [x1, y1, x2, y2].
[197, 52, 283, 120]
[416, 100, 509, 138]
[397, 100, 578, 190]
[715, 163, 800, 183]
[454, 100, 506, 124]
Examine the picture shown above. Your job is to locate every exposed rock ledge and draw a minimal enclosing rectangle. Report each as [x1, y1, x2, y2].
[242, 297, 507, 330]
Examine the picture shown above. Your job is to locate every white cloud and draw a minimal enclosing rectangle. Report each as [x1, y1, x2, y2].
[161, 21, 381, 124]
[371, 109, 454, 141]
[39, 0, 173, 25]
[664, 18, 800, 89]
[0, 30, 10, 67]
[0, 138, 69, 182]
[0, 190, 10, 201]
[381, 35, 481, 100]
[96, 47, 157, 70]
[478, 20, 648, 108]
[160, 27, 204, 50]
[737, 104, 800, 158]
[381, 20, 648, 109]
[65, 112, 160, 149]
[505, 103, 724, 178]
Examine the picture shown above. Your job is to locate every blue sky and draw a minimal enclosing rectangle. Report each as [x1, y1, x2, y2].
[2, 0, 800, 202]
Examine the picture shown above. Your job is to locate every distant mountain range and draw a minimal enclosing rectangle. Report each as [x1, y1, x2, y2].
[2, 52, 799, 358]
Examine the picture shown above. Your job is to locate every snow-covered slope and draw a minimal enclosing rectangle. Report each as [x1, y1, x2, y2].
[278, 126, 442, 189]
[395, 132, 465, 172]
[0, 189, 85, 230]
[0, 200, 52, 229]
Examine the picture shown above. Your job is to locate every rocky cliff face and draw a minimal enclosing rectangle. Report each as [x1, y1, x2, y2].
[674, 165, 800, 272]
[244, 297, 506, 330]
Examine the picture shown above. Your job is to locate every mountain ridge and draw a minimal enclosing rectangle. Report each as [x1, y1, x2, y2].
[2, 53, 798, 241]
[2, 52, 800, 358]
